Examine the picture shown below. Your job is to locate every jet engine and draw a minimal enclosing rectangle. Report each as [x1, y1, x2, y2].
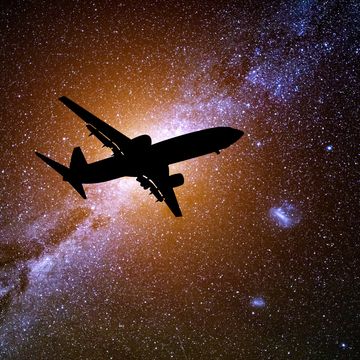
[169, 173, 184, 188]
[131, 134, 152, 147]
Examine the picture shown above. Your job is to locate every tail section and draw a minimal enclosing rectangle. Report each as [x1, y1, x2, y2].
[35, 148, 87, 199]
[70, 146, 87, 170]
[35, 151, 68, 178]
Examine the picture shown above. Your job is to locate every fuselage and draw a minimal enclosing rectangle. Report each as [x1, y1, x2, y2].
[79, 127, 243, 184]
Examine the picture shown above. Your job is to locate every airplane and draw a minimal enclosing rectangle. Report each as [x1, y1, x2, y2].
[35, 97, 243, 217]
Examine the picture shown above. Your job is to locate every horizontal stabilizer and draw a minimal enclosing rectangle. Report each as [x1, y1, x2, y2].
[68, 179, 87, 199]
[35, 151, 87, 199]
[35, 151, 68, 177]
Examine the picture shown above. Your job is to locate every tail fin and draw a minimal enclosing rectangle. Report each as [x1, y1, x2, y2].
[70, 147, 87, 170]
[35, 150, 87, 199]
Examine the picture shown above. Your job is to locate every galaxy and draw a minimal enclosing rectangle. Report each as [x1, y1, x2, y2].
[269, 202, 302, 229]
[250, 297, 266, 309]
[1, 1, 358, 359]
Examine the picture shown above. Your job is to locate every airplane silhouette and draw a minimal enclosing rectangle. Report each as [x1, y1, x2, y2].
[35, 97, 243, 217]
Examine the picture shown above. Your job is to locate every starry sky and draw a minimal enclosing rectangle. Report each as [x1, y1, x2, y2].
[0, 1, 359, 359]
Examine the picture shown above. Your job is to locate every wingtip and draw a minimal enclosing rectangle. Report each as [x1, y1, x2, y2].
[34, 151, 45, 160]
[174, 208, 182, 217]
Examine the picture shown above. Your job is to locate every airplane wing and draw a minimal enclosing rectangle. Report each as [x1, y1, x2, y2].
[162, 186, 182, 217]
[59, 96, 131, 153]
[137, 170, 182, 217]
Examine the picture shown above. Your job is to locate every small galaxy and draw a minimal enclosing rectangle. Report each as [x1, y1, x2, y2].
[1, 1, 359, 359]
[269, 202, 302, 229]
[250, 297, 266, 309]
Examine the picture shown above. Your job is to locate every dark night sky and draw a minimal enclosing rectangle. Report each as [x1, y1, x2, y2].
[0, 1, 359, 359]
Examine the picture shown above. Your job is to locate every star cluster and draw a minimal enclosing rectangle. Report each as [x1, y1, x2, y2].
[1, 1, 358, 359]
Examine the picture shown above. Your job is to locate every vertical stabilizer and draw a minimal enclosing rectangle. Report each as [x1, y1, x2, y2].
[70, 146, 87, 170]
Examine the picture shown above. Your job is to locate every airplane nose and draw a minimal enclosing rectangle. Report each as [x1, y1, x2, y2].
[235, 129, 244, 139]
[231, 128, 244, 142]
